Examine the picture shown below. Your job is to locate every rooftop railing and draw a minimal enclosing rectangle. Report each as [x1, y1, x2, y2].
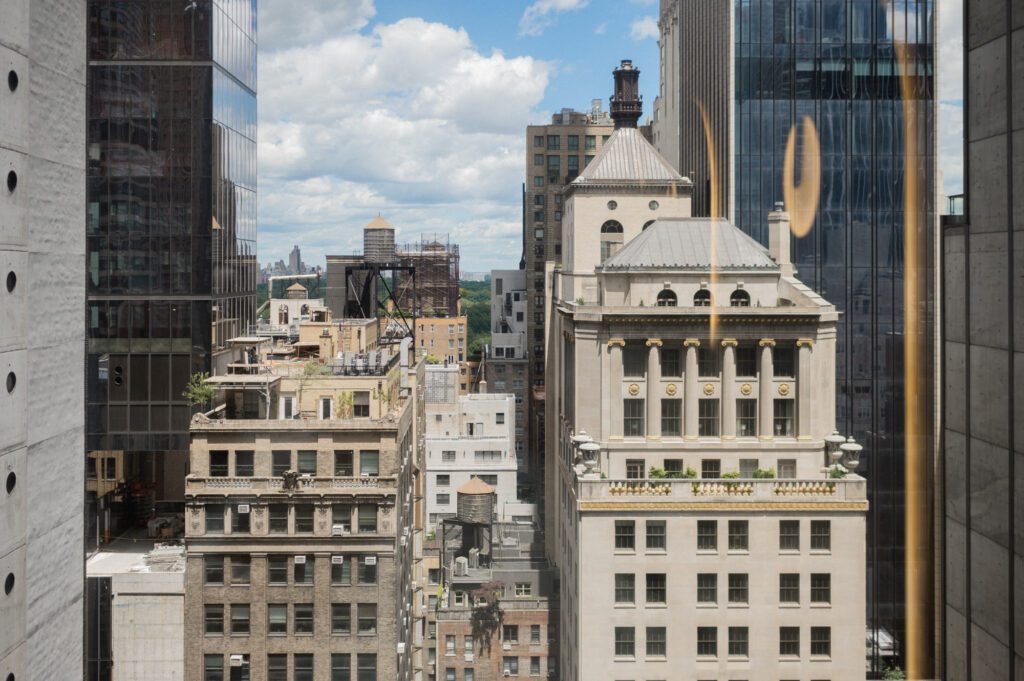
[576, 476, 867, 503]
[186, 475, 398, 491]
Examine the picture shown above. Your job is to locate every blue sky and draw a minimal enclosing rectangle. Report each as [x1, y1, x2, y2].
[256, 0, 962, 273]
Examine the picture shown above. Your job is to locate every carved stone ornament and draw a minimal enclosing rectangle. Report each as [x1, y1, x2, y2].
[740, 383, 753, 396]
[703, 383, 715, 396]
[778, 383, 790, 396]
[665, 384, 678, 396]
[628, 383, 640, 396]
[281, 470, 300, 491]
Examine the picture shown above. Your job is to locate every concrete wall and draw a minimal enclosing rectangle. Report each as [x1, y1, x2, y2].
[111, 573, 185, 681]
[0, 1, 85, 680]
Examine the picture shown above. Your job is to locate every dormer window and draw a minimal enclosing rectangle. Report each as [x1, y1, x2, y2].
[730, 289, 750, 307]
[694, 289, 712, 307]
[656, 290, 677, 307]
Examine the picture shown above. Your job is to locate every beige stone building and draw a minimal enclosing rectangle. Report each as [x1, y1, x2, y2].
[544, 63, 867, 681]
[184, 338, 426, 681]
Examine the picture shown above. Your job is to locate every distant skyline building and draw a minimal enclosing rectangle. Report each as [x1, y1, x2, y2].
[288, 244, 304, 274]
[654, 1, 936, 672]
[1, 2, 86, 679]
[85, 0, 258, 541]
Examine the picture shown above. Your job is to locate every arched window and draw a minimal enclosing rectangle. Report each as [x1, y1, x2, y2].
[642, 219, 656, 230]
[693, 289, 711, 307]
[278, 305, 289, 325]
[656, 289, 677, 307]
[300, 304, 310, 316]
[600, 220, 624, 262]
[730, 289, 750, 307]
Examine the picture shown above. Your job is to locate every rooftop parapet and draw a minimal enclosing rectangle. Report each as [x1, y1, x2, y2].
[575, 475, 867, 506]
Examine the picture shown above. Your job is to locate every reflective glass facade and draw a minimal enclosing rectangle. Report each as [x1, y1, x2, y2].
[85, 1, 256, 488]
[731, 0, 934, 674]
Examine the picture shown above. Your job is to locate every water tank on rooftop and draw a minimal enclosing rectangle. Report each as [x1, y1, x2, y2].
[456, 477, 494, 524]
[363, 216, 396, 263]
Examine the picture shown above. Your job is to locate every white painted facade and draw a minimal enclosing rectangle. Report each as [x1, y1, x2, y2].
[489, 269, 527, 360]
[425, 391, 517, 529]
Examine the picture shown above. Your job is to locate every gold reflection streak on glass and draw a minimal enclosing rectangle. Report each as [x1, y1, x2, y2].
[896, 38, 934, 681]
[782, 116, 822, 238]
[697, 100, 719, 340]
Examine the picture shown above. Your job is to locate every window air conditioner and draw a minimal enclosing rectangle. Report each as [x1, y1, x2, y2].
[294, 555, 306, 564]
[503, 642, 511, 650]
[396, 642, 406, 654]
[237, 504, 250, 514]
[229, 655, 245, 667]
[503, 672, 511, 678]
[364, 555, 377, 565]
[332, 524, 349, 536]
[331, 555, 345, 565]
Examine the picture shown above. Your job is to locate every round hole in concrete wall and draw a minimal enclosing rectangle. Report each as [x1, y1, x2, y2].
[7, 70, 17, 92]
[6, 170, 15, 192]
[5, 372, 14, 394]
[4, 573, 13, 595]
[5, 271, 14, 293]
[5, 472, 14, 494]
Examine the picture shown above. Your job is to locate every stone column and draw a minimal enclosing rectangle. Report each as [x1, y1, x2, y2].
[796, 338, 814, 439]
[721, 339, 738, 439]
[646, 339, 662, 439]
[759, 339, 775, 439]
[684, 339, 700, 439]
[608, 339, 625, 438]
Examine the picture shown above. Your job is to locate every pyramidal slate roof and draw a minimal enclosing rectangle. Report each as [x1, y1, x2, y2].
[574, 127, 686, 184]
[600, 218, 780, 271]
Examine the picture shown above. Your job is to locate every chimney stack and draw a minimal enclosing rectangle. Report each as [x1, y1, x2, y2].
[767, 202, 794, 277]
[610, 60, 642, 129]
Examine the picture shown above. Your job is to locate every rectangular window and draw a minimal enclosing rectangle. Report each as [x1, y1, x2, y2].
[203, 654, 223, 681]
[358, 555, 377, 584]
[697, 573, 717, 603]
[623, 399, 645, 436]
[696, 626, 717, 657]
[697, 520, 717, 551]
[728, 573, 748, 604]
[334, 450, 354, 476]
[204, 604, 224, 634]
[567, 134, 579, 150]
[614, 627, 635, 657]
[294, 555, 314, 584]
[297, 450, 317, 474]
[268, 555, 288, 584]
[295, 603, 314, 634]
[664, 458, 683, 475]
[204, 555, 224, 584]
[623, 344, 646, 377]
[231, 505, 249, 534]
[661, 399, 682, 436]
[778, 458, 797, 478]
[269, 504, 288, 533]
[645, 573, 666, 603]
[267, 604, 287, 635]
[267, 654, 287, 681]
[780, 573, 800, 603]
[502, 624, 519, 643]
[445, 635, 455, 654]
[585, 134, 596, 150]
[294, 654, 314, 681]
[464, 635, 473, 655]
[625, 459, 645, 479]
[320, 396, 333, 419]
[515, 582, 532, 597]
[358, 603, 377, 635]
[332, 556, 352, 585]
[441, 450, 456, 462]
[780, 626, 800, 656]
[811, 573, 831, 603]
[774, 346, 795, 376]
[331, 654, 351, 681]
[353, 391, 370, 418]
[728, 626, 749, 657]
[359, 450, 379, 476]
[280, 395, 295, 420]
[646, 626, 667, 657]
[436, 474, 450, 487]
[811, 520, 831, 550]
[530, 624, 541, 643]
[614, 573, 635, 603]
[272, 450, 290, 476]
[529, 656, 540, 675]
[357, 654, 376, 681]
[739, 458, 758, 477]
[295, 504, 314, 533]
[209, 451, 228, 477]
[736, 399, 757, 436]
[614, 520, 635, 550]
[701, 459, 721, 479]
[736, 346, 757, 375]
[547, 135, 560, 150]
[502, 656, 519, 674]
[774, 399, 795, 436]
[698, 399, 719, 436]
[205, 505, 224, 534]
[231, 604, 250, 634]
[235, 450, 254, 476]
[533, 153, 544, 165]
[645, 520, 666, 550]
[533, 135, 544, 147]
[358, 505, 378, 533]
[697, 347, 719, 376]
[533, 176, 543, 187]
[728, 520, 749, 550]
[333, 504, 352, 532]
[436, 493, 451, 506]
[780, 520, 800, 550]
[230, 555, 250, 584]
[332, 603, 351, 634]
[811, 626, 831, 657]
[661, 348, 682, 377]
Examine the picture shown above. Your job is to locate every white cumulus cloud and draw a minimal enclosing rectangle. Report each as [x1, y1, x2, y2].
[258, 0, 376, 50]
[629, 16, 659, 41]
[519, 0, 590, 37]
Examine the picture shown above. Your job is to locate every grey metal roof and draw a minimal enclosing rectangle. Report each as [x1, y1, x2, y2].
[574, 127, 686, 184]
[600, 218, 780, 271]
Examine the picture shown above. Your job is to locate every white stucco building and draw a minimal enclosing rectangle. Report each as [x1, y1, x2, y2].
[545, 62, 867, 681]
[425, 367, 519, 529]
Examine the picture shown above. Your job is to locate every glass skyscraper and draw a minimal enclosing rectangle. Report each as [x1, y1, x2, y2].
[655, 0, 935, 674]
[85, 1, 256, 544]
